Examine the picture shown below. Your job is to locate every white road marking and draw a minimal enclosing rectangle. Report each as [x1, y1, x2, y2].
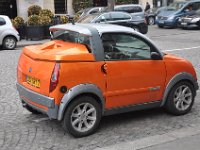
[164, 46, 200, 52]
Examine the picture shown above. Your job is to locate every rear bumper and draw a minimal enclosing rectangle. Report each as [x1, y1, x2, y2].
[16, 83, 58, 119]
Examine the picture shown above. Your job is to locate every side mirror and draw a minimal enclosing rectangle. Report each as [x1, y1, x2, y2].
[151, 52, 162, 60]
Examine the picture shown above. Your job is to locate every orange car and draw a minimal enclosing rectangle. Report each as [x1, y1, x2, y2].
[17, 23, 198, 137]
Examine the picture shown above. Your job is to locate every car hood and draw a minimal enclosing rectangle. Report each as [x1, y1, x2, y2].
[22, 40, 95, 62]
[158, 10, 177, 17]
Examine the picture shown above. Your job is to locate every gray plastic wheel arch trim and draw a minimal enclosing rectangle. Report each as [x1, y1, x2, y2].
[57, 83, 105, 121]
[161, 72, 199, 107]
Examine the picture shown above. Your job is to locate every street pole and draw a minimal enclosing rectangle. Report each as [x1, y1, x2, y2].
[107, 0, 115, 11]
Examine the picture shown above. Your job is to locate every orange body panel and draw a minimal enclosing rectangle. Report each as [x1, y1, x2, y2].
[105, 60, 166, 108]
[17, 41, 197, 111]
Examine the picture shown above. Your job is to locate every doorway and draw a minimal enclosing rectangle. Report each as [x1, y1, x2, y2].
[0, 0, 17, 19]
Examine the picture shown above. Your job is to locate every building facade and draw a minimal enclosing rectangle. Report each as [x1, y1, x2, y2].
[0, 0, 177, 20]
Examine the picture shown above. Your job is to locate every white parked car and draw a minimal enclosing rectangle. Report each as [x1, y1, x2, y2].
[0, 15, 20, 50]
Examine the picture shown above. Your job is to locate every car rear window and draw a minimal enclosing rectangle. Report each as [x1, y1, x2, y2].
[52, 30, 91, 51]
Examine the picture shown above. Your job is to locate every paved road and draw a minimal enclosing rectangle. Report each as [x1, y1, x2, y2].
[0, 26, 200, 150]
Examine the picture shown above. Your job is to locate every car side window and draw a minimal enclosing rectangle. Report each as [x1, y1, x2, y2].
[111, 12, 131, 21]
[96, 13, 111, 22]
[102, 33, 151, 60]
[0, 17, 6, 26]
[134, 6, 143, 12]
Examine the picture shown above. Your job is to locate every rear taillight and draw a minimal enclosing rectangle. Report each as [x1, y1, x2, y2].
[50, 63, 60, 92]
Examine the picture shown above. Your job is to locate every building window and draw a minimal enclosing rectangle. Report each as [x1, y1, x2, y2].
[0, 0, 17, 19]
[54, 0, 67, 14]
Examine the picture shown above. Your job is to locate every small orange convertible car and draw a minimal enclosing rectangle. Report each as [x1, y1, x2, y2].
[17, 23, 198, 137]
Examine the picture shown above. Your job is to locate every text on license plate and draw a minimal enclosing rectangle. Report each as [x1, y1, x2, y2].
[26, 76, 40, 88]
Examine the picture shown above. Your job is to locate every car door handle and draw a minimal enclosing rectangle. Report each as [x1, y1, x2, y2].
[101, 64, 107, 74]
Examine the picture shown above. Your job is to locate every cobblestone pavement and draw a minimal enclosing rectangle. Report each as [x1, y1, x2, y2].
[0, 26, 200, 150]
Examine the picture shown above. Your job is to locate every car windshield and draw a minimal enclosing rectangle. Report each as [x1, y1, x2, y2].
[77, 14, 98, 23]
[196, 9, 200, 15]
[52, 30, 91, 47]
[76, 8, 90, 17]
[167, 2, 186, 11]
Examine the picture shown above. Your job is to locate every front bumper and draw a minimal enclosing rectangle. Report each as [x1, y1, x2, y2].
[179, 22, 199, 29]
[156, 19, 176, 27]
[16, 83, 58, 119]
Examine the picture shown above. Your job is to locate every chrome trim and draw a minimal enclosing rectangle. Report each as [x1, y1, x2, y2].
[104, 101, 161, 116]
[161, 72, 198, 107]
[57, 84, 105, 121]
[149, 86, 161, 91]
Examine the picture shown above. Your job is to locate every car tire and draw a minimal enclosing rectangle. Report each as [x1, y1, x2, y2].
[148, 17, 155, 25]
[62, 95, 102, 137]
[158, 25, 163, 28]
[165, 81, 195, 116]
[3, 36, 17, 50]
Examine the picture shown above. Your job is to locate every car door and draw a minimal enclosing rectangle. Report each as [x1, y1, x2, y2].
[101, 32, 167, 109]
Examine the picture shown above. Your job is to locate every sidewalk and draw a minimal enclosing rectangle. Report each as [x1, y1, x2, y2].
[17, 39, 50, 48]
[95, 125, 200, 150]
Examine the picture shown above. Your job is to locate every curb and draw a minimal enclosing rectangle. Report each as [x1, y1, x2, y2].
[95, 125, 200, 150]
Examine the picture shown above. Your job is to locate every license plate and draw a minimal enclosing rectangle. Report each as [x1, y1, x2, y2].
[159, 20, 164, 24]
[26, 76, 40, 88]
[181, 22, 187, 26]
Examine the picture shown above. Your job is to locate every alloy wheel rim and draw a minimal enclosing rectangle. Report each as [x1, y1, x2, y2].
[71, 102, 96, 132]
[173, 85, 192, 111]
[148, 17, 155, 25]
[5, 38, 15, 49]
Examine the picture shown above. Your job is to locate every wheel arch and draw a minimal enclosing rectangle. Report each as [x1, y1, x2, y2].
[161, 72, 198, 107]
[3, 34, 18, 42]
[57, 84, 105, 121]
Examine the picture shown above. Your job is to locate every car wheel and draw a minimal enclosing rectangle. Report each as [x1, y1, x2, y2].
[148, 17, 155, 25]
[165, 81, 195, 116]
[132, 26, 140, 32]
[62, 95, 102, 137]
[3, 36, 17, 50]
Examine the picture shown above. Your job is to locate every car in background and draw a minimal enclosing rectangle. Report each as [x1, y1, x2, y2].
[76, 7, 104, 18]
[156, 0, 200, 28]
[77, 11, 148, 34]
[178, 8, 200, 29]
[113, 4, 145, 18]
[0, 15, 20, 50]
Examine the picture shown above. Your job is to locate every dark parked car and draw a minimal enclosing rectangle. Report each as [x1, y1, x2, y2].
[156, 0, 200, 28]
[178, 9, 200, 29]
[77, 11, 148, 34]
[113, 4, 145, 18]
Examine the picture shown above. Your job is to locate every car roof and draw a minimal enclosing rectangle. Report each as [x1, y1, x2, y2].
[50, 23, 136, 36]
[115, 4, 142, 8]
